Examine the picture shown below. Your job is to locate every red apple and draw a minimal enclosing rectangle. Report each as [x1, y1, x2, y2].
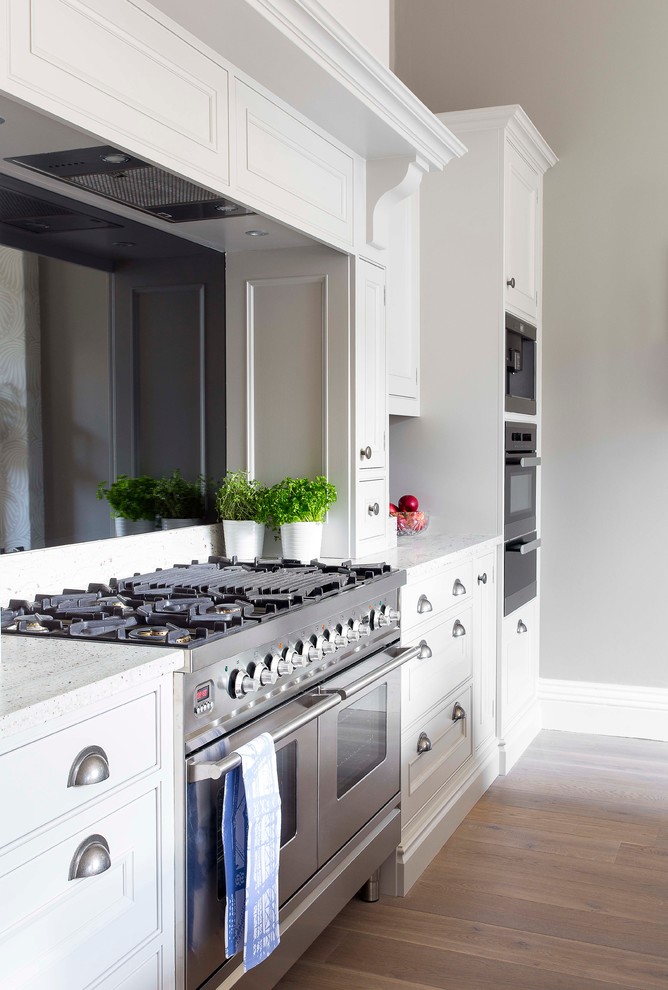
[398, 494, 419, 513]
[389, 502, 399, 516]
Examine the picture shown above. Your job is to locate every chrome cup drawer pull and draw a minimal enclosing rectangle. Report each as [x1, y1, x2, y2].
[452, 702, 467, 722]
[67, 745, 110, 788]
[452, 620, 466, 638]
[417, 639, 432, 660]
[417, 732, 432, 754]
[452, 578, 467, 596]
[417, 594, 433, 614]
[68, 834, 111, 881]
[517, 620, 528, 634]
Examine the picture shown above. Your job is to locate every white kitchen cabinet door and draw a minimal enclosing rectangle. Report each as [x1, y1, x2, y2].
[1, 0, 230, 190]
[501, 597, 538, 732]
[388, 192, 420, 415]
[356, 259, 387, 472]
[473, 550, 497, 752]
[505, 142, 540, 321]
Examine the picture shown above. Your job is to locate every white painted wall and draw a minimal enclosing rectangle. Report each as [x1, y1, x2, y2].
[392, 0, 668, 689]
[318, 0, 390, 65]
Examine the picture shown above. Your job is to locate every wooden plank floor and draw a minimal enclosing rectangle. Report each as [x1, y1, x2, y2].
[276, 730, 668, 990]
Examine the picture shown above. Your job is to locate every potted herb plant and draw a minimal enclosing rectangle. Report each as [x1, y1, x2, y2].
[265, 475, 337, 561]
[96, 475, 158, 537]
[155, 469, 206, 530]
[215, 470, 268, 560]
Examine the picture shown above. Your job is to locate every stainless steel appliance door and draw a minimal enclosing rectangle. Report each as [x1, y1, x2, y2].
[185, 701, 319, 990]
[504, 457, 538, 541]
[317, 659, 401, 866]
[504, 533, 541, 616]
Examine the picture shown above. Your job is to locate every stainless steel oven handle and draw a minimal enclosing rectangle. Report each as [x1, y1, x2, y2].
[187, 693, 341, 783]
[506, 456, 541, 467]
[507, 538, 542, 554]
[328, 644, 422, 701]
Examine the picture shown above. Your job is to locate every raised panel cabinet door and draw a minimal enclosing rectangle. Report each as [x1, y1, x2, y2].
[505, 143, 539, 321]
[473, 550, 497, 752]
[3, 0, 230, 189]
[356, 259, 386, 472]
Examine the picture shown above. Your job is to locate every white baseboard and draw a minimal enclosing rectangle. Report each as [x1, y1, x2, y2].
[540, 678, 668, 743]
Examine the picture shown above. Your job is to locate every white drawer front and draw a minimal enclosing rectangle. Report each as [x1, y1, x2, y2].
[358, 478, 387, 543]
[0, 788, 159, 990]
[402, 604, 473, 730]
[7, 0, 229, 186]
[0, 692, 157, 849]
[235, 81, 354, 245]
[401, 559, 474, 636]
[502, 598, 538, 729]
[402, 682, 473, 825]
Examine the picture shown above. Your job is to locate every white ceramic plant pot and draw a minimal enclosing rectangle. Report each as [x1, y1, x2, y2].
[160, 518, 200, 530]
[280, 521, 323, 563]
[223, 519, 265, 560]
[114, 517, 155, 537]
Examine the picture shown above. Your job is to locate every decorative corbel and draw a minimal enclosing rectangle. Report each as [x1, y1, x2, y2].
[366, 154, 430, 250]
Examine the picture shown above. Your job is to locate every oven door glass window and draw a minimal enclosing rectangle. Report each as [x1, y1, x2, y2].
[505, 462, 537, 541]
[336, 685, 388, 798]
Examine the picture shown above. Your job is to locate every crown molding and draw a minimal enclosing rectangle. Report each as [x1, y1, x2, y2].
[437, 105, 558, 173]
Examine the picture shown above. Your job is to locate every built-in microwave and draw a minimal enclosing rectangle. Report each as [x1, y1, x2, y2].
[505, 312, 537, 415]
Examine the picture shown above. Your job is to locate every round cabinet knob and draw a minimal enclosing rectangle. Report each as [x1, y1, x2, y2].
[368, 502, 380, 516]
[452, 702, 467, 722]
[67, 745, 110, 788]
[417, 639, 432, 660]
[360, 445, 373, 460]
[268, 653, 293, 676]
[231, 669, 257, 698]
[477, 573, 487, 585]
[68, 834, 111, 881]
[417, 732, 432, 754]
[417, 594, 433, 614]
[452, 620, 466, 638]
[251, 662, 276, 687]
[517, 620, 528, 635]
[452, 578, 467, 596]
[506, 276, 516, 288]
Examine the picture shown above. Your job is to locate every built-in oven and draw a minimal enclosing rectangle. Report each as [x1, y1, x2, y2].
[505, 312, 537, 415]
[185, 641, 410, 990]
[504, 531, 541, 616]
[504, 421, 540, 542]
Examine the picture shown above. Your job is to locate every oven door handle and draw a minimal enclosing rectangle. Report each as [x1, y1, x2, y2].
[506, 455, 541, 467]
[326, 643, 422, 701]
[187, 693, 341, 783]
[507, 537, 542, 554]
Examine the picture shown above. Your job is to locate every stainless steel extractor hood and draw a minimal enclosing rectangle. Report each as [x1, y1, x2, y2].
[6, 145, 254, 224]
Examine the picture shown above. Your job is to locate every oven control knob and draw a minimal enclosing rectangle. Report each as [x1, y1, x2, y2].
[230, 669, 257, 699]
[346, 621, 361, 642]
[286, 646, 308, 669]
[358, 616, 372, 637]
[317, 634, 336, 655]
[333, 625, 348, 648]
[302, 640, 323, 663]
[378, 606, 400, 627]
[251, 662, 277, 687]
[268, 653, 293, 677]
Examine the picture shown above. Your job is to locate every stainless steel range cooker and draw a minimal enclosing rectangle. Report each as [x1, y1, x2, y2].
[3, 557, 417, 990]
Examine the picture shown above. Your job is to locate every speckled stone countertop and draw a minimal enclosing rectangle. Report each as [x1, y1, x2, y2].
[0, 636, 184, 740]
[355, 531, 501, 581]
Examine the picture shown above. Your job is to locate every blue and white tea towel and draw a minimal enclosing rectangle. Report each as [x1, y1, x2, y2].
[222, 732, 281, 971]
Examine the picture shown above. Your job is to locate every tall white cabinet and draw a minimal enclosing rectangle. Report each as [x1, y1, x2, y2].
[390, 105, 557, 773]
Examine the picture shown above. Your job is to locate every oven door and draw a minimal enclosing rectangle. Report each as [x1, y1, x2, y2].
[317, 651, 401, 865]
[185, 697, 319, 990]
[504, 532, 541, 616]
[505, 455, 539, 542]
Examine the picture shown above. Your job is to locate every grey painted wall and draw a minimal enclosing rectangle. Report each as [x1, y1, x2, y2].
[39, 257, 112, 546]
[393, 0, 668, 688]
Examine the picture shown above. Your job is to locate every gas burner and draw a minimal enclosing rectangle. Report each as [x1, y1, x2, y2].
[212, 603, 244, 617]
[126, 625, 194, 646]
[17, 615, 52, 634]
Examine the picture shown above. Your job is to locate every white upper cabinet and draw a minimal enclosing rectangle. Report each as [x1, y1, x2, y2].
[0, 0, 230, 190]
[356, 259, 387, 474]
[387, 191, 420, 415]
[505, 143, 540, 322]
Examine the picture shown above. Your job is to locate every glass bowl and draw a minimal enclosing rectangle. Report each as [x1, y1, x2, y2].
[395, 510, 429, 537]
